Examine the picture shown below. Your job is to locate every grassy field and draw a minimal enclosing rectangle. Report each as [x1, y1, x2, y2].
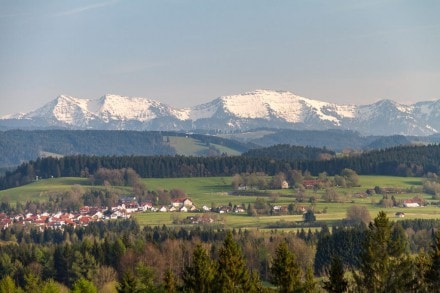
[1, 175, 439, 229]
[168, 136, 241, 156]
[0, 177, 131, 204]
[137, 175, 440, 228]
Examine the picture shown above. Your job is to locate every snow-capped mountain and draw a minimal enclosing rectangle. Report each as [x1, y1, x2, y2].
[1, 90, 439, 136]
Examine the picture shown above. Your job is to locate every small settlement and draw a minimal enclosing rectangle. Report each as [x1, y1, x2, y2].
[0, 195, 247, 230]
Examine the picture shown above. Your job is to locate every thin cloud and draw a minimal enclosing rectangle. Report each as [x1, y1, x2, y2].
[54, 0, 118, 17]
[353, 23, 440, 40]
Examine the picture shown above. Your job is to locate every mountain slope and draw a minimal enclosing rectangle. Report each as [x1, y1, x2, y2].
[1, 90, 439, 135]
[0, 130, 252, 169]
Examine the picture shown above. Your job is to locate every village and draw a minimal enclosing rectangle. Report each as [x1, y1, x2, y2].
[0, 195, 250, 230]
[0, 181, 428, 230]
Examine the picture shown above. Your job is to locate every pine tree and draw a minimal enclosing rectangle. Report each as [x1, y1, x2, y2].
[214, 232, 251, 292]
[322, 257, 348, 293]
[270, 241, 301, 292]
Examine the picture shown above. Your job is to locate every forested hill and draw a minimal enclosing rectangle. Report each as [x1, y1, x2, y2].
[242, 144, 335, 161]
[1, 144, 439, 190]
[0, 130, 252, 168]
[226, 129, 440, 151]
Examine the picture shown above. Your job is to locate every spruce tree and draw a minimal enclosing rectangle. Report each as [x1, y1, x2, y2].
[425, 230, 440, 291]
[302, 266, 316, 293]
[214, 232, 251, 292]
[71, 278, 97, 293]
[353, 211, 411, 292]
[270, 241, 301, 292]
[0, 276, 19, 293]
[117, 272, 137, 293]
[163, 268, 177, 293]
[322, 257, 348, 293]
[249, 270, 265, 292]
[182, 244, 215, 292]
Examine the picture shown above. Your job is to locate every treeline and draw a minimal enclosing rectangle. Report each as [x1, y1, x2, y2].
[1, 215, 440, 291]
[0, 130, 175, 168]
[249, 128, 440, 151]
[243, 144, 335, 161]
[180, 132, 253, 153]
[0, 220, 315, 292]
[1, 144, 440, 190]
[0, 130, 253, 169]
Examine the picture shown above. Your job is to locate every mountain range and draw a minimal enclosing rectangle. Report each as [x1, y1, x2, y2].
[1, 89, 439, 136]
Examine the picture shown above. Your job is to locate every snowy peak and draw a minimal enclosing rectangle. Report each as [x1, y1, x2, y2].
[95, 94, 171, 122]
[213, 89, 356, 125]
[24, 95, 95, 126]
[1, 90, 439, 136]
[218, 90, 304, 121]
[19, 94, 178, 126]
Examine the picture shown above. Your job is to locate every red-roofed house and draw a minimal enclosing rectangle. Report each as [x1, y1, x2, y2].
[171, 198, 193, 208]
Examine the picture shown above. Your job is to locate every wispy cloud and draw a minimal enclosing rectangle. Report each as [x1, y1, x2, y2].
[353, 23, 440, 40]
[54, 0, 119, 17]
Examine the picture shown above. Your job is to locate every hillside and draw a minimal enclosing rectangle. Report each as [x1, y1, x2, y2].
[221, 129, 440, 152]
[0, 130, 250, 169]
[3, 128, 440, 172]
[2, 144, 439, 191]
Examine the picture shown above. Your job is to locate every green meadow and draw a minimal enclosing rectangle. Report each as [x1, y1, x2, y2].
[1, 175, 439, 229]
[168, 136, 242, 156]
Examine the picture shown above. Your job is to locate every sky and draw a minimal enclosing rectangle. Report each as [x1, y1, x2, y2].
[1, 0, 440, 116]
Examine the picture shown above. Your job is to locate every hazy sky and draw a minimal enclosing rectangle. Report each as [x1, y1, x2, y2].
[1, 0, 440, 116]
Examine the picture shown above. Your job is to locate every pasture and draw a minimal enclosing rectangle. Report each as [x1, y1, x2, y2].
[0, 174, 439, 229]
[168, 136, 241, 156]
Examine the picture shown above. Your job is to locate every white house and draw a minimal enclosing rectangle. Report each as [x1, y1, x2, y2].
[171, 198, 193, 208]
[139, 202, 153, 212]
[403, 202, 420, 208]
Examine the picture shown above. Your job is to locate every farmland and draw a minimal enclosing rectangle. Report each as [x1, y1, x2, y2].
[0, 175, 438, 229]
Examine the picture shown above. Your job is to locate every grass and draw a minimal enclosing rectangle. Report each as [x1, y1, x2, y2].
[0, 177, 89, 203]
[1, 174, 438, 229]
[358, 175, 423, 187]
[168, 136, 241, 156]
[0, 177, 131, 204]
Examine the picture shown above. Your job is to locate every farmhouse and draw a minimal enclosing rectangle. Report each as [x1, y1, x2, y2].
[403, 200, 420, 208]
[171, 197, 194, 208]
[403, 197, 424, 208]
[138, 201, 153, 212]
[302, 180, 323, 189]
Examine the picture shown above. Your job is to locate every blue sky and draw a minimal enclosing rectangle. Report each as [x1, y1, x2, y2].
[1, 0, 439, 116]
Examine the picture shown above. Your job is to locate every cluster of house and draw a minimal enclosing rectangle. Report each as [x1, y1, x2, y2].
[0, 209, 107, 230]
[0, 196, 245, 230]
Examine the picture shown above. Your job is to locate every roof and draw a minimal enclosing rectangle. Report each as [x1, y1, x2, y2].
[171, 197, 191, 203]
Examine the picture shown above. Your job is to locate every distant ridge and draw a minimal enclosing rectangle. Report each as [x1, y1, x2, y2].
[1, 89, 439, 136]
